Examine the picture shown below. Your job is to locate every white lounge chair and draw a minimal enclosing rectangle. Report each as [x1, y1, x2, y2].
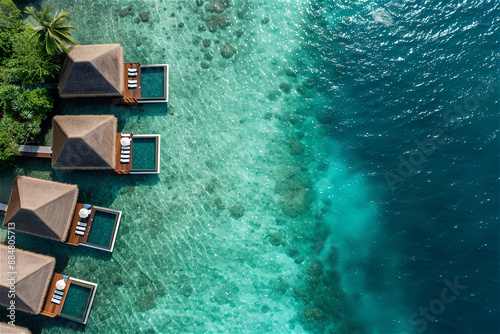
[77, 222, 87, 227]
[121, 133, 131, 137]
[76, 230, 85, 236]
[128, 80, 137, 84]
[51, 298, 61, 304]
[121, 159, 130, 163]
[128, 68, 138, 72]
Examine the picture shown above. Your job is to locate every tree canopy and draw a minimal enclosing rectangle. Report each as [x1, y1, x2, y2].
[25, 6, 78, 55]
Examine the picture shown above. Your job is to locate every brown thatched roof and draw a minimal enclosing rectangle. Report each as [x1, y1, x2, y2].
[59, 44, 124, 98]
[52, 115, 117, 170]
[0, 322, 32, 334]
[3, 176, 78, 241]
[0, 243, 55, 315]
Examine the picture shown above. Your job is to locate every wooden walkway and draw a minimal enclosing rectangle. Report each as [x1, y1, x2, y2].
[40, 273, 71, 317]
[0, 203, 7, 215]
[18, 145, 52, 158]
[66, 204, 96, 246]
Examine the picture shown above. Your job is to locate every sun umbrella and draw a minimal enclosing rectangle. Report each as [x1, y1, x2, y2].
[120, 137, 131, 146]
[79, 208, 89, 218]
[56, 279, 66, 290]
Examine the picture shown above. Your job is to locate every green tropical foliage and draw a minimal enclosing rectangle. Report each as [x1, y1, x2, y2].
[25, 5, 77, 55]
[3, 25, 61, 85]
[0, 1, 75, 168]
[0, 0, 23, 63]
[0, 85, 53, 137]
[0, 117, 23, 167]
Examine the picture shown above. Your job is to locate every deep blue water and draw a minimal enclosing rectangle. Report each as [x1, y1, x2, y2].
[315, 0, 499, 332]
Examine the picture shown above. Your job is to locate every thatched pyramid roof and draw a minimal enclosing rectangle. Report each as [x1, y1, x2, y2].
[52, 115, 117, 170]
[3, 176, 78, 241]
[0, 244, 55, 315]
[0, 322, 32, 334]
[59, 44, 124, 98]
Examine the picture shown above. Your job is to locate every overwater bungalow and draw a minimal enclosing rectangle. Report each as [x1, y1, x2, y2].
[0, 322, 31, 334]
[18, 115, 161, 174]
[0, 244, 97, 325]
[58, 44, 169, 104]
[0, 176, 122, 252]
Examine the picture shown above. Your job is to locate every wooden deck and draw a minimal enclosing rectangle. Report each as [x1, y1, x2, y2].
[111, 133, 133, 175]
[66, 203, 96, 246]
[18, 145, 52, 158]
[40, 273, 71, 317]
[124, 62, 141, 103]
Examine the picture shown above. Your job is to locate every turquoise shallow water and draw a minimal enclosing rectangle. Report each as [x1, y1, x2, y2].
[1, 1, 369, 333]
[1, 0, 498, 333]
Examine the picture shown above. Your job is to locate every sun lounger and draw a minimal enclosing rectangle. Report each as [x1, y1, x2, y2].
[76, 226, 86, 232]
[121, 150, 130, 154]
[128, 72, 137, 77]
[121, 155, 130, 159]
[77, 222, 87, 227]
[128, 68, 138, 72]
[121, 159, 130, 163]
[76, 230, 85, 236]
[128, 80, 137, 84]
[54, 290, 64, 296]
[128, 85, 137, 89]
[53, 294, 63, 300]
[51, 298, 61, 304]
[121, 145, 130, 150]
[121, 133, 131, 137]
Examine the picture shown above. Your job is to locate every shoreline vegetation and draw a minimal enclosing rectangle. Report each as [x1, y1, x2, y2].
[0, 0, 76, 168]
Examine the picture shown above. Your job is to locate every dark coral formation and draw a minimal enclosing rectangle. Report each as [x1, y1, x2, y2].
[266, 89, 282, 101]
[214, 197, 225, 210]
[119, 6, 132, 17]
[279, 82, 291, 93]
[205, 0, 230, 13]
[274, 166, 314, 217]
[205, 14, 230, 32]
[268, 231, 284, 247]
[269, 276, 289, 296]
[229, 204, 245, 219]
[202, 38, 212, 48]
[220, 42, 237, 58]
[288, 139, 304, 155]
[204, 180, 216, 192]
[139, 11, 150, 22]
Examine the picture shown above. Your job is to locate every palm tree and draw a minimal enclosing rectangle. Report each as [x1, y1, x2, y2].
[25, 6, 78, 55]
